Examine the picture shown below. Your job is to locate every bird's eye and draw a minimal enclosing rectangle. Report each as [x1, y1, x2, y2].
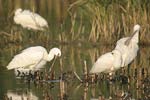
[57, 53, 61, 56]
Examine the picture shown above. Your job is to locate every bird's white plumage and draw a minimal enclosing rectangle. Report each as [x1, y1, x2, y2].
[90, 24, 140, 74]
[115, 24, 140, 67]
[90, 50, 122, 74]
[14, 8, 48, 30]
[7, 46, 61, 70]
[7, 50, 44, 70]
[7, 91, 38, 100]
[134, 24, 140, 32]
[115, 37, 139, 67]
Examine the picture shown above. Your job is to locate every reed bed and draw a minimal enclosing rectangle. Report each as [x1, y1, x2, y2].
[0, 0, 150, 45]
[68, 0, 150, 44]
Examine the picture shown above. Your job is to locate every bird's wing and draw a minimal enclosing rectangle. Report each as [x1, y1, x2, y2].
[115, 37, 128, 52]
[7, 50, 44, 70]
[22, 10, 48, 27]
[14, 10, 48, 30]
[14, 14, 37, 26]
[124, 44, 139, 66]
[115, 37, 139, 67]
[90, 52, 114, 74]
[33, 13, 48, 27]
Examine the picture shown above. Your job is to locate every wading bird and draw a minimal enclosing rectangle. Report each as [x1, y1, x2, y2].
[90, 50, 122, 75]
[115, 24, 140, 67]
[7, 46, 61, 72]
[14, 8, 48, 30]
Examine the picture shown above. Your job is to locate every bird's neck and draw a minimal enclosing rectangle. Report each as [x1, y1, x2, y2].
[131, 30, 139, 43]
[47, 52, 54, 62]
[15, 11, 21, 15]
[125, 30, 139, 46]
[113, 51, 121, 58]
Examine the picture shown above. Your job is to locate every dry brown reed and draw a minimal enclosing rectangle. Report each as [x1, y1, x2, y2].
[69, 0, 150, 44]
[1, 0, 150, 45]
[59, 80, 65, 100]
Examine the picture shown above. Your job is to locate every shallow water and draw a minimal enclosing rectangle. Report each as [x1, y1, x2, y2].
[0, 45, 150, 100]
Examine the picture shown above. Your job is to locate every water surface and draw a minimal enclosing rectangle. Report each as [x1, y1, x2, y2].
[0, 45, 150, 99]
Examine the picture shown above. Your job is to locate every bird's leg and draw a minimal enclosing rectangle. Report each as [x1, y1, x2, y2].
[109, 66, 115, 81]
[108, 72, 117, 83]
[91, 74, 97, 83]
[29, 70, 33, 81]
[109, 72, 112, 76]
[108, 72, 113, 81]
[16, 69, 21, 77]
[121, 67, 125, 75]
[22, 72, 26, 78]
[26, 70, 33, 84]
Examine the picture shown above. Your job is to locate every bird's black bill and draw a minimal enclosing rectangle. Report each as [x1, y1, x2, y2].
[49, 56, 57, 73]
[125, 30, 138, 46]
[124, 38, 131, 46]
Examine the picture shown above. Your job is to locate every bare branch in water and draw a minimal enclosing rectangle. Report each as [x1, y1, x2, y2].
[74, 71, 83, 82]
[0, 31, 11, 37]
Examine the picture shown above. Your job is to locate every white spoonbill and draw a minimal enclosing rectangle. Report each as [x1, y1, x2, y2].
[14, 8, 48, 30]
[90, 49, 122, 75]
[6, 46, 61, 71]
[115, 24, 140, 67]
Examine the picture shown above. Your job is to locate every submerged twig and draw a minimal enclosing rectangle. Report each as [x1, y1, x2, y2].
[44, 79, 61, 83]
[60, 80, 65, 100]
[84, 60, 88, 81]
[74, 71, 83, 82]
[0, 31, 11, 37]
